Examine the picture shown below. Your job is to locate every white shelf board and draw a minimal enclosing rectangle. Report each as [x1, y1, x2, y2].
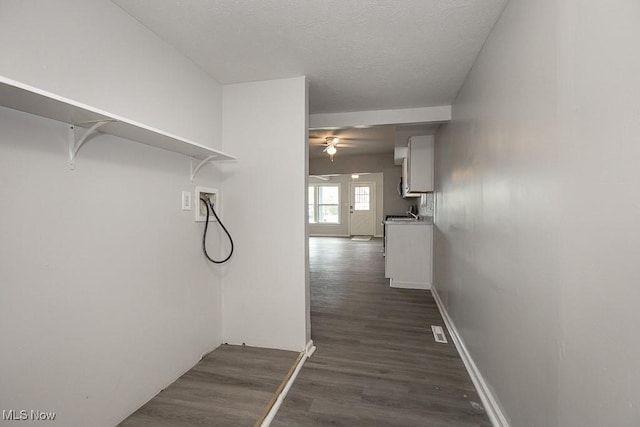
[0, 75, 235, 161]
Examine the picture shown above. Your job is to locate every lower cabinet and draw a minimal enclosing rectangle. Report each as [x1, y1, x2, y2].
[384, 223, 433, 289]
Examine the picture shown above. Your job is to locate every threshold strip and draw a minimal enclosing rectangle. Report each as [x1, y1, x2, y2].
[255, 342, 316, 427]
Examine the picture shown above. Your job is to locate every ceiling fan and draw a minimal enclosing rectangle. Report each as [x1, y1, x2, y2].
[309, 133, 359, 161]
[323, 137, 339, 161]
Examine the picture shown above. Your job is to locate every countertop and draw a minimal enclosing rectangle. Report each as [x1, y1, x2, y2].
[383, 217, 433, 225]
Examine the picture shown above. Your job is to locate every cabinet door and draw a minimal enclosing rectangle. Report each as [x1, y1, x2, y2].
[386, 224, 432, 289]
[407, 136, 434, 192]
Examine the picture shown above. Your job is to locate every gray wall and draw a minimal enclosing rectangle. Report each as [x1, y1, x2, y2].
[434, 0, 640, 426]
[310, 152, 393, 176]
[382, 165, 420, 216]
[310, 152, 414, 222]
[309, 173, 384, 237]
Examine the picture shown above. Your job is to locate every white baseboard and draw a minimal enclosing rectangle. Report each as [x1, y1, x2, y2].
[304, 339, 317, 357]
[431, 287, 510, 427]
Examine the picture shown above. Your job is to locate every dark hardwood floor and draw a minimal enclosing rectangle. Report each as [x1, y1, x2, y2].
[120, 237, 489, 426]
[271, 237, 490, 427]
[119, 345, 298, 426]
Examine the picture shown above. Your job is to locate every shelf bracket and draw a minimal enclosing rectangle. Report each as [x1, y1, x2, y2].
[68, 120, 115, 170]
[190, 155, 219, 182]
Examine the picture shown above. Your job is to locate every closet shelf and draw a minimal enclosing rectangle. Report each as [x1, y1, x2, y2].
[0, 75, 236, 164]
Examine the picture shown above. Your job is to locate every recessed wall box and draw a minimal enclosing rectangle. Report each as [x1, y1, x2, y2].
[195, 186, 218, 222]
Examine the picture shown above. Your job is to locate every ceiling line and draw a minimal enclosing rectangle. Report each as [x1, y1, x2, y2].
[309, 105, 451, 130]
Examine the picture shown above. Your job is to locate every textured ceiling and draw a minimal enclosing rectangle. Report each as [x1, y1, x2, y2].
[113, 0, 507, 114]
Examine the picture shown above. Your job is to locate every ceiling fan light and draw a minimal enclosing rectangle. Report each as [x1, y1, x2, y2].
[326, 145, 337, 155]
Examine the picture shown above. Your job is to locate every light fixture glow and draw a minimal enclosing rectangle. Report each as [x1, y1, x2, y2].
[351, 174, 359, 179]
[326, 145, 337, 155]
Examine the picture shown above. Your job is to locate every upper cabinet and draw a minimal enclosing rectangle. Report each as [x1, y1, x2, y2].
[402, 135, 434, 197]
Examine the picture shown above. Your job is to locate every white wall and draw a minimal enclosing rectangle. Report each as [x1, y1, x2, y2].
[308, 173, 384, 237]
[221, 76, 309, 351]
[0, 1, 225, 425]
[0, 108, 224, 426]
[434, 0, 640, 426]
[0, 0, 221, 146]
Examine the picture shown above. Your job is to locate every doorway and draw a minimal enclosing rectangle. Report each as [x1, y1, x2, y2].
[349, 181, 376, 236]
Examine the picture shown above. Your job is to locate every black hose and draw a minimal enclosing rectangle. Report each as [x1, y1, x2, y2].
[200, 198, 234, 263]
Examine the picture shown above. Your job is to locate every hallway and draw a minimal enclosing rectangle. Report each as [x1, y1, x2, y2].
[272, 237, 490, 426]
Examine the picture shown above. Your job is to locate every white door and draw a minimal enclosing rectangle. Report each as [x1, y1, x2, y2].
[349, 182, 376, 236]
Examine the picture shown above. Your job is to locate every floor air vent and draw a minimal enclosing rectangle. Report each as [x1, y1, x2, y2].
[431, 325, 448, 343]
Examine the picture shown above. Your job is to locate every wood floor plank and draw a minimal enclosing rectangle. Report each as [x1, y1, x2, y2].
[118, 345, 298, 427]
[271, 237, 491, 427]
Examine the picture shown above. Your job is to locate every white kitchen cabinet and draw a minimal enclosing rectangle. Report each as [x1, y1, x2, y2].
[402, 135, 434, 196]
[384, 222, 433, 289]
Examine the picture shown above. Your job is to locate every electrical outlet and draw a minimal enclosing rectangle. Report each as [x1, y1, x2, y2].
[195, 186, 219, 222]
[181, 191, 192, 211]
